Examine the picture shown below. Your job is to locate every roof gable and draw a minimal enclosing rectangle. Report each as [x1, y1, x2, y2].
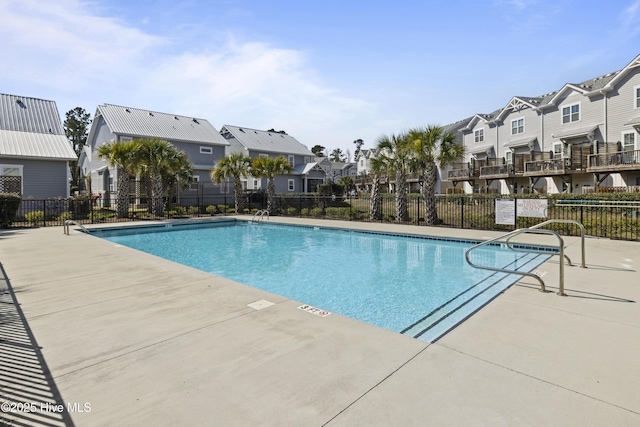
[97, 104, 228, 145]
[221, 125, 313, 156]
[494, 96, 541, 121]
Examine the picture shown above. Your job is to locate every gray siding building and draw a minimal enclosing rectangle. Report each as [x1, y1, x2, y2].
[80, 104, 229, 199]
[0, 94, 76, 198]
[220, 125, 325, 193]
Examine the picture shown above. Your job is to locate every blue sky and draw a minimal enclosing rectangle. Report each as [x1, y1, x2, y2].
[2, 0, 640, 157]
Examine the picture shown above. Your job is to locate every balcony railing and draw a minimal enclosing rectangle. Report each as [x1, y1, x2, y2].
[480, 164, 512, 178]
[525, 158, 571, 175]
[588, 149, 640, 171]
[448, 168, 472, 179]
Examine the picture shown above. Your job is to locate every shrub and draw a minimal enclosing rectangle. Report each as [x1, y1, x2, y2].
[57, 211, 74, 222]
[216, 204, 227, 213]
[0, 193, 21, 227]
[310, 207, 324, 217]
[25, 210, 45, 224]
[206, 205, 217, 215]
[187, 206, 200, 215]
[286, 207, 298, 216]
[301, 208, 310, 216]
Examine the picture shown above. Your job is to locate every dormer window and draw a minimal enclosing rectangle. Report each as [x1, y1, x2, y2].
[635, 86, 640, 109]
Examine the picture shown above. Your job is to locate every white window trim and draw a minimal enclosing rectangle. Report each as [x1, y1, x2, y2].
[304, 156, 310, 164]
[288, 179, 295, 192]
[505, 151, 513, 164]
[288, 155, 295, 166]
[200, 146, 213, 154]
[510, 117, 525, 135]
[553, 142, 564, 159]
[474, 128, 484, 143]
[561, 102, 581, 124]
[622, 131, 636, 151]
[634, 85, 640, 109]
[119, 136, 133, 142]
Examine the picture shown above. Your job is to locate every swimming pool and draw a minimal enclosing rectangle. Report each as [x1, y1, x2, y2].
[92, 220, 550, 342]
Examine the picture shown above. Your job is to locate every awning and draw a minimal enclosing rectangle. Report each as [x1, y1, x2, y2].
[503, 137, 537, 149]
[469, 144, 494, 154]
[624, 116, 640, 127]
[551, 125, 599, 141]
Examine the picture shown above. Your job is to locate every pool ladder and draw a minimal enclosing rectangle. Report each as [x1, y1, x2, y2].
[465, 220, 587, 296]
[63, 220, 89, 235]
[251, 209, 269, 223]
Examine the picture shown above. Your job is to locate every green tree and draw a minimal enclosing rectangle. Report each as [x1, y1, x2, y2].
[251, 155, 293, 214]
[97, 139, 141, 218]
[137, 138, 192, 217]
[337, 175, 354, 194]
[64, 107, 92, 190]
[376, 132, 411, 222]
[353, 138, 364, 160]
[311, 145, 326, 157]
[329, 148, 346, 162]
[211, 152, 252, 213]
[407, 126, 465, 225]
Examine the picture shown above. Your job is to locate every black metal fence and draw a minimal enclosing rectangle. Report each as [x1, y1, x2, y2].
[2, 193, 640, 241]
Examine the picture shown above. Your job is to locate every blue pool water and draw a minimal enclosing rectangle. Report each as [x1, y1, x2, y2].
[92, 221, 549, 341]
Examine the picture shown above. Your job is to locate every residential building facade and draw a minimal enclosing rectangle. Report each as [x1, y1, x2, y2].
[220, 125, 325, 193]
[448, 54, 640, 194]
[79, 104, 229, 200]
[0, 93, 77, 198]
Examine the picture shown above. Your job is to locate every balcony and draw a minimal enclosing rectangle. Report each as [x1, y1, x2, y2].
[524, 158, 571, 176]
[588, 149, 640, 172]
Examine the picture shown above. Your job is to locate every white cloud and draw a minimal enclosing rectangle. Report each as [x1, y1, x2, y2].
[0, 0, 373, 149]
[621, 1, 640, 34]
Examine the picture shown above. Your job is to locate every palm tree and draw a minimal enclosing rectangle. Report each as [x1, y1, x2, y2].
[211, 152, 252, 213]
[407, 125, 465, 225]
[251, 155, 293, 214]
[377, 132, 411, 222]
[368, 152, 386, 221]
[137, 138, 192, 217]
[337, 175, 354, 196]
[97, 139, 142, 218]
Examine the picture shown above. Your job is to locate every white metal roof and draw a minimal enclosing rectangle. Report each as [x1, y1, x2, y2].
[0, 93, 75, 160]
[221, 125, 313, 156]
[0, 129, 76, 160]
[97, 104, 228, 145]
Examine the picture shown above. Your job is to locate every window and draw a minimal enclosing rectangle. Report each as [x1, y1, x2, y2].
[304, 156, 310, 164]
[635, 86, 640, 109]
[511, 118, 524, 135]
[242, 180, 248, 190]
[0, 164, 23, 193]
[108, 177, 115, 192]
[505, 151, 513, 164]
[200, 146, 213, 154]
[474, 129, 484, 143]
[553, 143, 564, 159]
[288, 179, 295, 191]
[288, 155, 295, 166]
[623, 132, 636, 152]
[189, 175, 200, 190]
[253, 179, 258, 189]
[119, 136, 132, 142]
[562, 103, 580, 123]
[259, 153, 268, 159]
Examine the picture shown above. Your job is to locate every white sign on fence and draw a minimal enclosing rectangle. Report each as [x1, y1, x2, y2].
[517, 199, 548, 218]
[495, 198, 516, 225]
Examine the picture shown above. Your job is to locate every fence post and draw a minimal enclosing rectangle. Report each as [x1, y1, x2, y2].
[460, 195, 465, 229]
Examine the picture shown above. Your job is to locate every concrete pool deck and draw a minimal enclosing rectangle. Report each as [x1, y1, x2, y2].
[1, 217, 639, 426]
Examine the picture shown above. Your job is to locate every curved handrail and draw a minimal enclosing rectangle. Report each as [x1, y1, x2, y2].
[465, 228, 566, 296]
[527, 219, 586, 268]
[251, 209, 269, 223]
[64, 220, 89, 235]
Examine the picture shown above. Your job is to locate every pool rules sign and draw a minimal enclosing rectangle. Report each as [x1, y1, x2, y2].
[495, 198, 548, 225]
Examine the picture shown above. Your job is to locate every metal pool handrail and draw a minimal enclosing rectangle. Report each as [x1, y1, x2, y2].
[251, 209, 269, 223]
[519, 219, 586, 268]
[64, 220, 89, 235]
[465, 228, 566, 296]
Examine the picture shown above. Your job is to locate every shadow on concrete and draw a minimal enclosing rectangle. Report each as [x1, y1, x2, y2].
[0, 262, 75, 427]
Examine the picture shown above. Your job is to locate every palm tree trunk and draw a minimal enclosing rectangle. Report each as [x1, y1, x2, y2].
[421, 162, 438, 225]
[116, 175, 130, 219]
[267, 178, 276, 215]
[151, 174, 164, 217]
[233, 177, 244, 213]
[370, 176, 382, 220]
[395, 166, 408, 222]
